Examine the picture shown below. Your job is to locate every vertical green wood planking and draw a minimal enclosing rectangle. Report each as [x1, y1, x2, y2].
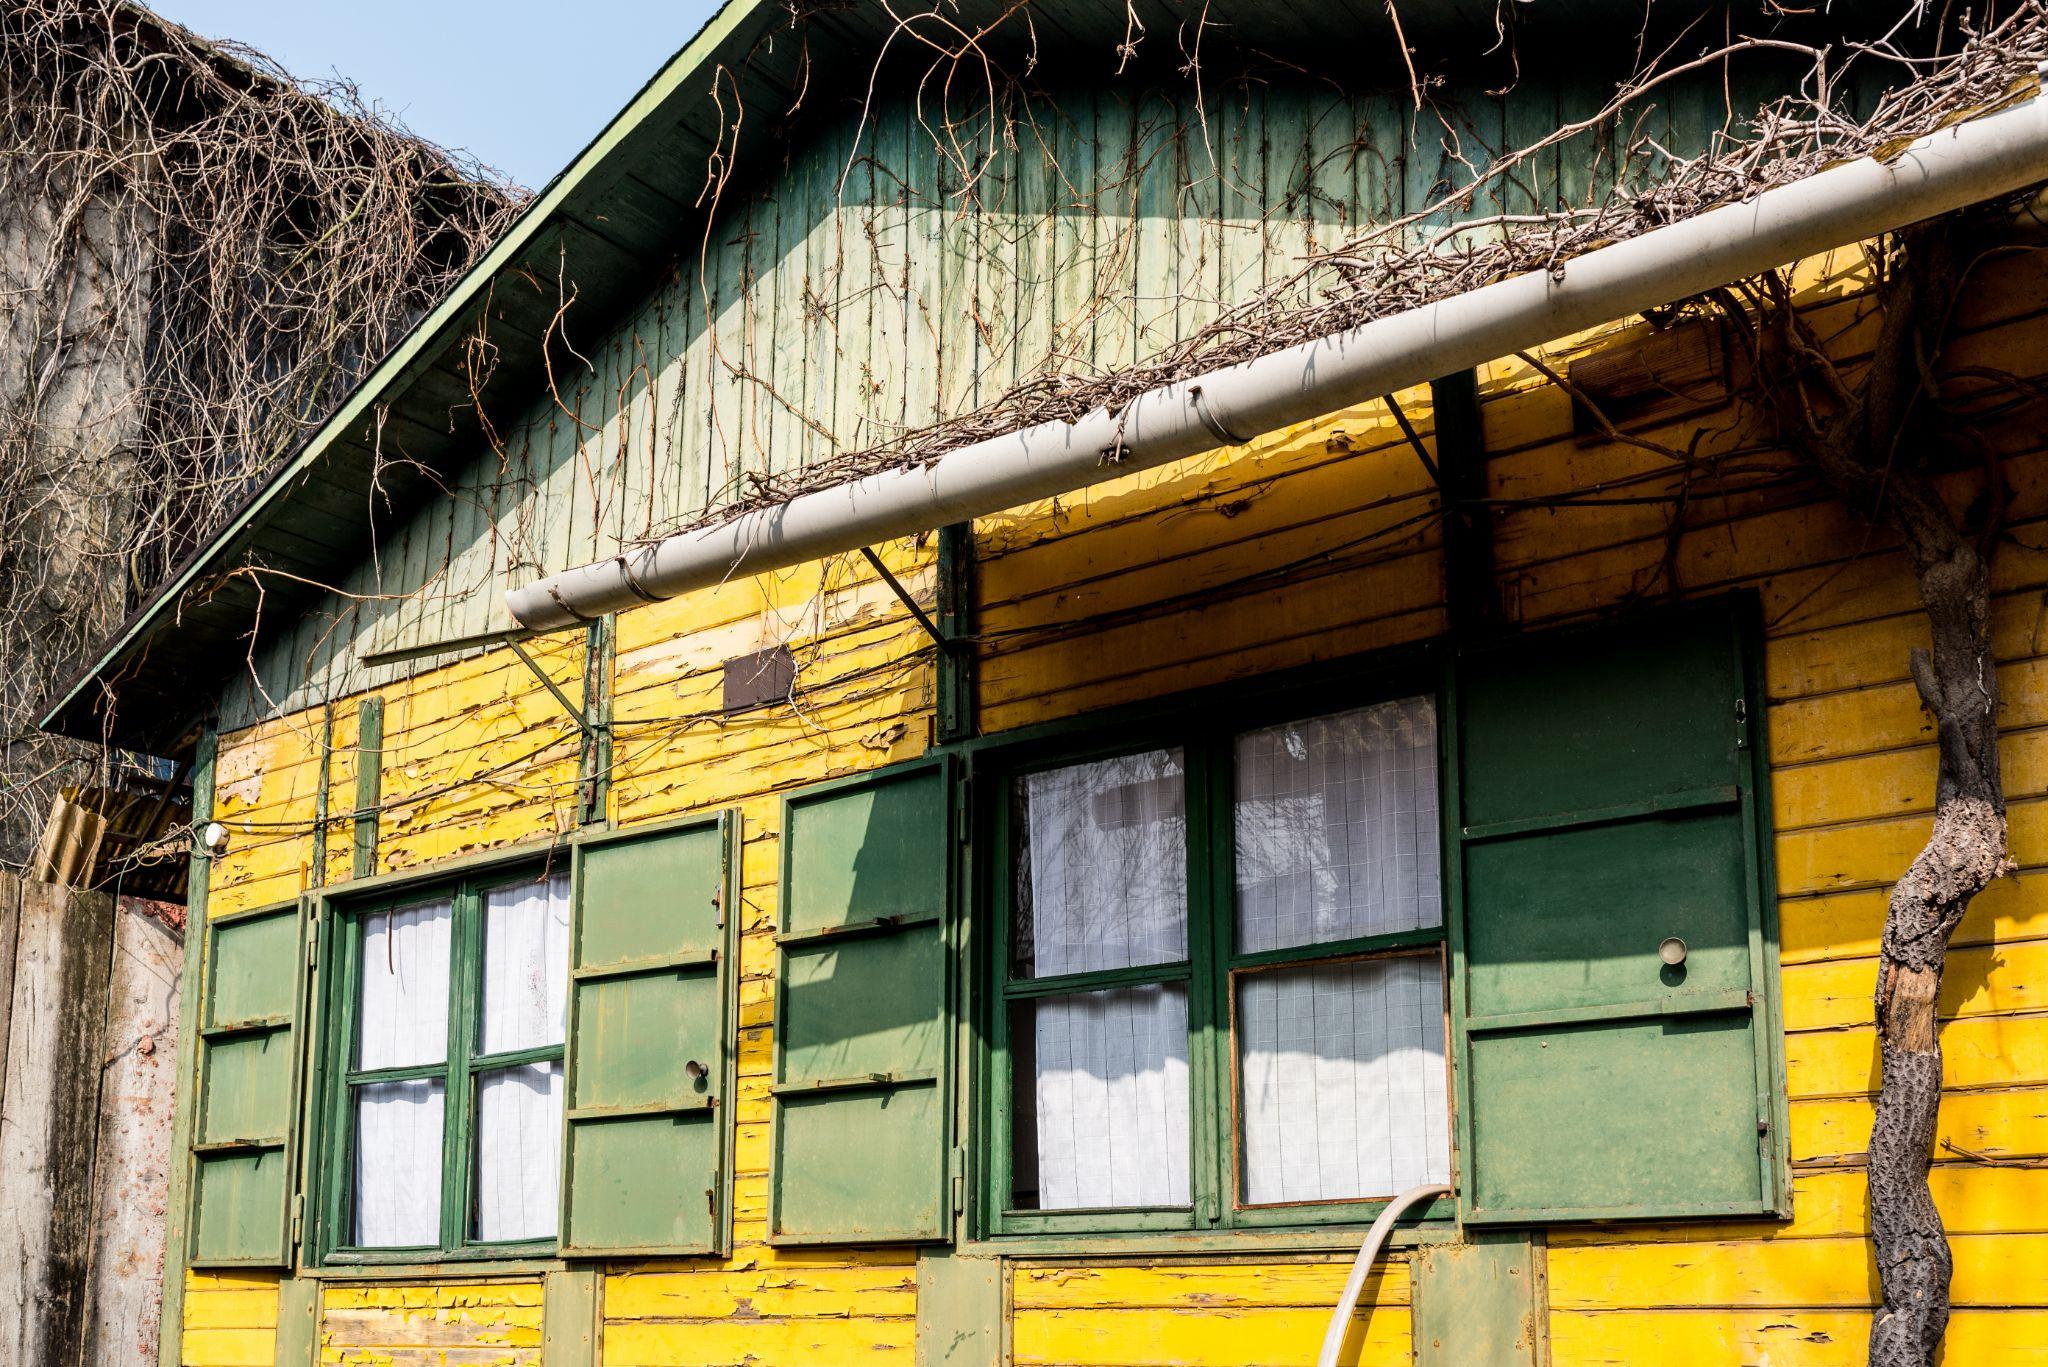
[542, 1268, 600, 1366]
[273, 1277, 321, 1366]
[222, 74, 1775, 725]
[914, 1250, 1003, 1366]
[155, 726, 215, 1367]
[351, 697, 384, 879]
[1413, 1233, 1546, 1366]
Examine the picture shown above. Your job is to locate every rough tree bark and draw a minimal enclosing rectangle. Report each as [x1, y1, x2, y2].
[1750, 221, 2015, 1367]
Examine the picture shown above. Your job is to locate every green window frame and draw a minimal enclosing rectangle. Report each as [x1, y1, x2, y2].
[981, 663, 1455, 1237]
[309, 862, 570, 1266]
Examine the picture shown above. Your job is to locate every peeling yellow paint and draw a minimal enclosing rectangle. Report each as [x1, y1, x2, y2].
[187, 248, 2048, 1365]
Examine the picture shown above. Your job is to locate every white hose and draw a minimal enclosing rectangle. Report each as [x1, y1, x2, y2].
[1316, 1182, 1452, 1367]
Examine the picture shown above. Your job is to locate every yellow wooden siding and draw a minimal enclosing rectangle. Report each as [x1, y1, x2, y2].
[1010, 1260, 1413, 1367]
[185, 245, 2048, 1364]
[182, 1271, 281, 1367]
[319, 1281, 543, 1365]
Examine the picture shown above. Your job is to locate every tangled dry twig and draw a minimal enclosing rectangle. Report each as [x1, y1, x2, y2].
[638, 2, 2048, 542]
[0, 0, 523, 866]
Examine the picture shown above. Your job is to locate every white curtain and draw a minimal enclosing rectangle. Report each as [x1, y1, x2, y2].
[353, 1078, 445, 1246]
[1029, 984, 1191, 1209]
[480, 871, 571, 1054]
[1234, 697, 1440, 954]
[1016, 749, 1188, 977]
[358, 898, 452, 1069]
[1237, 956, 1449, 1204]
[473, 1062, 563, 1241]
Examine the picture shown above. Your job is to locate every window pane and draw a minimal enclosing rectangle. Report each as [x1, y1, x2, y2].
[1009, 984, 1190, 1211]
[357, 899, 453, 1069]
[1237, 955, 1449, 1205]
[472, 1062, 563, 1242]
[1234, 697, 1440, 954]
[480, 871, 571, 1055]
[353, 1078, 445, 1246]
[1012, 749, 1188, 978]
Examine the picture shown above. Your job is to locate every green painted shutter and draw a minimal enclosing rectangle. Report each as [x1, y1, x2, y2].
[771, 758, 953, 1244]
[188, 900, 308, 1267]
[560, 813, 734, 1256]
[1450, 599, 1787, 1223]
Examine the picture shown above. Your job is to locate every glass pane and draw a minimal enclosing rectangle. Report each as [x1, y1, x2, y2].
[480, 871, 572, 1054]
[1234, 697, 1441, 954]
[353, 1078, 445, 1246]
[472, 1062, 563, 1242]
[357, 899, 453, 1069]
[1237, 955, 1450, 1205]
[1011, 749, 1188, 978]
[1009, 983, 1190, 1211]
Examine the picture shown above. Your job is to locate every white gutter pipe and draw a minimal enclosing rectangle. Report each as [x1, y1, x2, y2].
[508, 86, 2048, 631]
[1316, 1182, 1451, 1367]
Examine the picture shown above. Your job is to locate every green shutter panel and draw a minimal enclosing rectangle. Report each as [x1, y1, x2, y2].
[771, 758, 952, 1244]
[188, 900, 309, 1267]
[1450, 599, 1787, 1223]
[560, 813, 734, 1256]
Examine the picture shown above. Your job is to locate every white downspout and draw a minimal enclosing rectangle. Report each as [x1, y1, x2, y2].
[1317, 1182, 1452, 1367]
[507, 85, 2048, 631]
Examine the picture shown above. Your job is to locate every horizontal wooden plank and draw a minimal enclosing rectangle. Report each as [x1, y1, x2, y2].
[1786, 1009, 2048, 1100]
[1012, 1259, 1409, 1310]
[1549, 1232, 2048, 1309]
[1792, 1086, 2048, 1166]
[1550, 1307, 2048, 1366]
[1010, 1301, 1411, 1367]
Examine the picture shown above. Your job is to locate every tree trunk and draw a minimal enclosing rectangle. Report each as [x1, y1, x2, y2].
[1741, 222, 2014, 1367]
[1865, 537, 2010, 1367]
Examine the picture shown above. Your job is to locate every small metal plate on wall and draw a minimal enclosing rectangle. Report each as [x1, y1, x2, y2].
[724, 645, 795, 712]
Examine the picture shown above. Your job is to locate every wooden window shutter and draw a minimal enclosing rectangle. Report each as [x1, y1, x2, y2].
[1449, 598, 1788, 1224]
[188, 899, 310, 1267]
[771, 757, 953, 1244]
[560, 813, 735, 1256]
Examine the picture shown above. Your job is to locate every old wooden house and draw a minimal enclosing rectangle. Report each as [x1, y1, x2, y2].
[41, 2, 2048, 1363]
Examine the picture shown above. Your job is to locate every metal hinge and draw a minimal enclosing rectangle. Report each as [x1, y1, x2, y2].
[951, 1145, 968, 1215]
[289, 1193, 304, 1249]
[1734, 696, 1750, 750]
[953, 774, 974, 846]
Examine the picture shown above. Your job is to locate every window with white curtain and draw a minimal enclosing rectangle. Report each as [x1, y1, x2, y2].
[1232, 700, 1449, 1206]
[994, 695, 1449, 1233]
[340, 867, 570, 1255]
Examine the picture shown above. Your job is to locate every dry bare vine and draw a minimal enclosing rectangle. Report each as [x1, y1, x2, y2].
[641, 1, 2048, 539]
[1718, 222, 2017, 1367]
[0, 0, 522, 867]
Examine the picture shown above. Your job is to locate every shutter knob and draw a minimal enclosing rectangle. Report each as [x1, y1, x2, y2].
[686, 1059, 708, 1082]
[1658, 936, 1688, 967]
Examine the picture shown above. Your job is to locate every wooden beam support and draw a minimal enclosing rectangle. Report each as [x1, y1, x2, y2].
[935, 523, 977, 744]
[351, 700, 384, 880]
[1429, 369, 1499, 634]
[579, 616, 614, 827]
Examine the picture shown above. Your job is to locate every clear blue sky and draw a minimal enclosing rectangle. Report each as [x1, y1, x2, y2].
[148, 0, 725, 189]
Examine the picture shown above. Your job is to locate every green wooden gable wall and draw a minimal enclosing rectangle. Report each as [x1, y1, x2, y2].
[219, 62, 1846, 727]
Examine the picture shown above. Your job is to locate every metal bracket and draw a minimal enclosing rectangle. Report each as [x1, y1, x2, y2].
[859, 546, 958, 653]
[1384, 393, 1445, 489]
[507, 637, 600, 737]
